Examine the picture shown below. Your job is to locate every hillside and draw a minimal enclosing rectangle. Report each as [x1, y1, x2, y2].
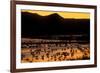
[21, 12, 90, 40]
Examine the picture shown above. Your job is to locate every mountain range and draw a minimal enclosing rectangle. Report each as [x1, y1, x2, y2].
[21, 12, 90, 40]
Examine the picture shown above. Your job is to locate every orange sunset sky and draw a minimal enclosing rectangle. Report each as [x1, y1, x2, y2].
[22, 10, 90, 19]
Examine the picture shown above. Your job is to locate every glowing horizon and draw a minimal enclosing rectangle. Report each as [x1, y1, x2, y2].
[22, 10, 90, 19]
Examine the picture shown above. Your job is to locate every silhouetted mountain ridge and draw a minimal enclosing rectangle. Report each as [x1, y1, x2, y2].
[21, 12, 90, 39]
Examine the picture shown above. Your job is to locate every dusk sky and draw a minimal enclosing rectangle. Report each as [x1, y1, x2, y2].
[22, 10, 90, 19]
